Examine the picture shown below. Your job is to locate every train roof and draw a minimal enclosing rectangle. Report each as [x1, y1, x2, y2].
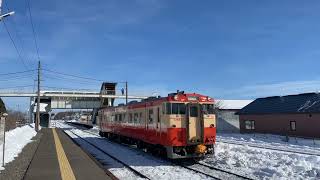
[103, 91, 214, 110]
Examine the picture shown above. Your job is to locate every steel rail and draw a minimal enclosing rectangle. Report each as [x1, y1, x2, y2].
[194, 162, 254, 180]
[65, 129, 150, 180]
[65, 123, 249, 180]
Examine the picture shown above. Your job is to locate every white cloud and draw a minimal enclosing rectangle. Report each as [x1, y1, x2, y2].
[221, 79, 320, 99]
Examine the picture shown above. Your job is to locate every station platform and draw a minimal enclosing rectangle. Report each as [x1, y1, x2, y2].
[24, 128, 113, 180]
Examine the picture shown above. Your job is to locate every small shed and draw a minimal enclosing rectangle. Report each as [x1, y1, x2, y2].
[215, 100, 252, 133]
[237, 93, 320, 138]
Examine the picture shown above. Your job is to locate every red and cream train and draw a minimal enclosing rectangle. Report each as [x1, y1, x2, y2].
[98, 91, 216, 159]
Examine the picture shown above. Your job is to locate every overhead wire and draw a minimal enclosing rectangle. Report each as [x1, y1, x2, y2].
[42, 69, 107, 82]
[25, 0, 40, 61]
[0, 85, 34, 90]
[2, 1, 35, 70]
[0, 69, 36, 76]
[42, 74, 101, 86]
[1, 20, 30, 70]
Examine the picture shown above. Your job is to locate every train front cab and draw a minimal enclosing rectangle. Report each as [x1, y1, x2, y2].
[165, 102, 216, 159]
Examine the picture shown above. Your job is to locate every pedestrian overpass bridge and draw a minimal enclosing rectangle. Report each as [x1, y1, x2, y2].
[0, 90, 149, 109]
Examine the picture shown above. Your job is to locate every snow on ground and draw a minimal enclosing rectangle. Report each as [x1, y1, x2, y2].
[58, 121, 320, 179]
[0, 124, 37, 171]
[218, 133, 320, 155]
[201, 133, 320, 179]
[56, 122, 211, 180]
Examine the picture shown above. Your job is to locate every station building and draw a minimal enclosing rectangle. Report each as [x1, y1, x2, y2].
[215, 100, 252, 133]
[237, 93, 320, 138]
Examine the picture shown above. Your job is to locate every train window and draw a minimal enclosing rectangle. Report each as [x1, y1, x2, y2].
[157, 107, 160, 123]
[172, 103, 179, 114]
[166, 103, 172, 114]
[179, 104, 186, 114]
[134, 113, 139, 123]
[129, 113, 133, 123]
[162, 103, 166, 114]
[119, 114, 122, 122]
[170, 103, 186, 115]
[122, 114, 126, 122]
[202, 104, 215, 114]
[140, 112, 143, 123]
[149, 109, 154, 123]
[190, 106, 198, 117]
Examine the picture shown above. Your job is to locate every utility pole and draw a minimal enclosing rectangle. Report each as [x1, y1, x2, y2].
[35, 61, 40, 132]
[125, 81, 128, 105]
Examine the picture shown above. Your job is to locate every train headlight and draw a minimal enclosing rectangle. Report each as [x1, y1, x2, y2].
[172, 124, 176, 128]
[210, 124, 215, 128]
[174, 95, 179, 100]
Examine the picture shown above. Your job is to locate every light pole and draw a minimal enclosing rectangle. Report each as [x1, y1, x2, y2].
[1, 112, 8, 167]
[0, 0, 15, 21]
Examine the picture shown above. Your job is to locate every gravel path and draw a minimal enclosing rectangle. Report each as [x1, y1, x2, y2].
[0, 131, 42, 180]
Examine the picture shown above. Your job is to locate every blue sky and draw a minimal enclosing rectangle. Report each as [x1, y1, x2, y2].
[1, 0, 320, 109]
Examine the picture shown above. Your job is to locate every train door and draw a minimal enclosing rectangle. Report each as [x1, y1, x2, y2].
[147, 108, 155, 142]
[187, 104, 202, 144]
[156, 107, 161, 138]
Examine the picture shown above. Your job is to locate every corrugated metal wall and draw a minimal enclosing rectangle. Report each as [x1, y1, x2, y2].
[216, 110, 240, 133]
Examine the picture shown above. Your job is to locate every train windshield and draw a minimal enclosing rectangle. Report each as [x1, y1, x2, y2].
[166, 103, 186, 114]
[202, 104, 215, 114]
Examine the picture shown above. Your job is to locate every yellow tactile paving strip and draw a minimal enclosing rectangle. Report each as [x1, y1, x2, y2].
[52, 128, 76, 180]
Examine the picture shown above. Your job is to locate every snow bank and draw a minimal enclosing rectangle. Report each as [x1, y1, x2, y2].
[0, 124, 37, 171]
[203, 134, 320, 179]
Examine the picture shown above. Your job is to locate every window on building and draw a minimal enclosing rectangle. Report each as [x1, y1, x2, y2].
[290, 121, 296, 131]
[245, 120, 255, 130]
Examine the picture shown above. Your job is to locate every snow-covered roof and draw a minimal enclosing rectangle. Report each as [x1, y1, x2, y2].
[215, 99, 253, 110]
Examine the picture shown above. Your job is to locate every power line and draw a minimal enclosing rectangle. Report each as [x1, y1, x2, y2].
[0, 69, 36, 76]
[2, 1, 34, 69]
[42, 69, 107, 82]
[2, 20, 30, 70]
[26, 0, 40, 61]
[42, 73, 101, 85]
[0, 85, 34, 90]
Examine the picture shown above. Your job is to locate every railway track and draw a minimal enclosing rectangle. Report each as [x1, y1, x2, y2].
[190, 162, 254, 180]
[64, 129, 151, 180]
[61, 123, 254, 180]
[218, 140, 320, 157]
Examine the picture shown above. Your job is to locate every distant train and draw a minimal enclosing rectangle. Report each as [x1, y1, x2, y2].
[98, 91, 216, 159]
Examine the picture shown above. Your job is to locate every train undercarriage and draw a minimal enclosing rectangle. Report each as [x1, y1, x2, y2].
[99, 131, 214, 159]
